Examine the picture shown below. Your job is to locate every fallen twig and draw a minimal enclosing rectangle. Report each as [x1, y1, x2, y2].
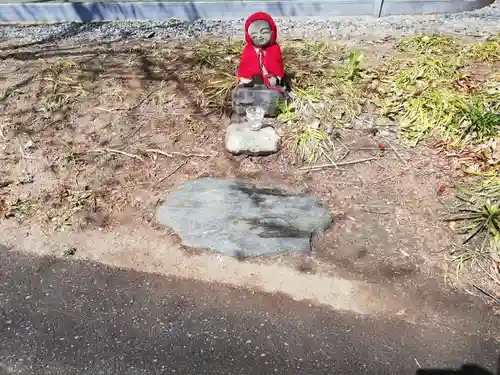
[18, 145, 41, 161]
[154, 159, 190, 186]
[144, 148, 212, 159]
[39, 118, 62, 132]
[299, 157, 377, 172]
[90, 148, 144, 162]
[95, 91, 156, 113]
[367, 168, 410, 186]
[129, 91, 156, 111]
[472, 284, 500, 305]
[476, 261, 500, 288]
[0, 180, 14, 188]
[380, 137, 408, 167]
[94, 107, 117, 113]
[414, 358, 421, 369]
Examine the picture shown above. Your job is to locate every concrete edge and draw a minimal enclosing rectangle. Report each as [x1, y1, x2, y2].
[0, 0, 495, 22]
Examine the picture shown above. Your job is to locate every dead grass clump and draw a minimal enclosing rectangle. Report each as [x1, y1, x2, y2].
[174, 40, 245, 113]
[0, 196, 40, 223]
[283, 120, 337, 165]
[34, 59, 90, 112]
[377, 52, 499, 147]
[191, 39, 244, 68]
[282, 40, 346, 65]
[464, 33, 500, 63]
[279, 48, 368, 164]
[37, 183, 115, 231]
[282, 40, 346, 91]
[396, 33, 459, 55]
[200, 72, 235, 112]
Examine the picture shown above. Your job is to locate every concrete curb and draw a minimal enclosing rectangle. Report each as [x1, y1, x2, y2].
[0, 0, 494, 22]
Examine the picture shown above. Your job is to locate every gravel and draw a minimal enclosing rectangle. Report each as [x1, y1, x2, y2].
[0, 1, 499, 46]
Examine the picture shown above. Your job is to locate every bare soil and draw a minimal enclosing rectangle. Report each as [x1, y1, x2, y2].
[0, 36, 498, 319]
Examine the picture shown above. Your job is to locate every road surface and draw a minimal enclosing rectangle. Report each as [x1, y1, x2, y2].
[0, 245, 498, 375]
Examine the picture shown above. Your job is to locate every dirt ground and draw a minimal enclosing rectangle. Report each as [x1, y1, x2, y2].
[0, 35, 498, 322]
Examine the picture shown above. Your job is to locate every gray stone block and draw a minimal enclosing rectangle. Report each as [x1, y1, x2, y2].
[156, 178, 332, 257]
[225, 123, 280, 155]
[231, 84, 286, 118]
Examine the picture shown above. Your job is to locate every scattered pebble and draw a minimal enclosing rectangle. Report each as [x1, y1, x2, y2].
[63, 247, 77, 257]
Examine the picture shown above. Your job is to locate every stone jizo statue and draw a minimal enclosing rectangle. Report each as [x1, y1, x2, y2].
[232, 12, 286, 117]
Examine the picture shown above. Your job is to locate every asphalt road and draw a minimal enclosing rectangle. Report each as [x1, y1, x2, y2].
[0, 245, 498, 375]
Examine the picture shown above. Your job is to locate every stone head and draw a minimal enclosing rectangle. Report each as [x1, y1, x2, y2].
[248, 20, 272, 47]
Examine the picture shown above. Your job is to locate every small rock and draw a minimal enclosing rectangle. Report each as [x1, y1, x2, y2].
[307, 119, 321, 130]
[63, 247, 77, 257]
[23, 140, 35, 153]
[225, 123, 280, 155]
[379, 129, 395, 137]
[374, 117, 396, 127]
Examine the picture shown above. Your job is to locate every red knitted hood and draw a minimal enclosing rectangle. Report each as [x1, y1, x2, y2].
[244, 12, 278, 47]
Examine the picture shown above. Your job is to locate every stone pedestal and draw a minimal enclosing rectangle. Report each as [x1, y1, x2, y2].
[225, 122, 280, 155]
[231, 84, 286, 118]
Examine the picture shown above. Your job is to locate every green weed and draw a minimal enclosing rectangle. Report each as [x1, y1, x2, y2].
[334, 51, 364, 81]
[448, 176, 500, 275]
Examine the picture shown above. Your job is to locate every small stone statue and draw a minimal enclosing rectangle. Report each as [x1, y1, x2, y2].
[232, 12, 286, 117]
[237, 12, 284, 88]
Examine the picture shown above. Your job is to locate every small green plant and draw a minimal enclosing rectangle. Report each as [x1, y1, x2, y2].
[277, 101, 297, 122]
[334, 51, 364, 81]
[448, 200, 500, 246]
[460, 103, 500, 143]
[447, 176, 500, 277]
[294, 87, 322, 103]
[345, 51, 364, 81]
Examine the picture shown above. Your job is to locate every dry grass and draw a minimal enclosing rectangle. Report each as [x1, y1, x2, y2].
[377, 35, 499, 147]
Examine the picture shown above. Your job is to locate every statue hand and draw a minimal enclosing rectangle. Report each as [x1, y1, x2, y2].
[268, 76, 278, 87]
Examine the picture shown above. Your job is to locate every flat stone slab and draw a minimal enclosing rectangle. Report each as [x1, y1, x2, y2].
[157, 178, 332, 257]
[225, 123, 280, 155]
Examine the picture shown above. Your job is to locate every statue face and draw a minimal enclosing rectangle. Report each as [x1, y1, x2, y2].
[248, 20, 272, 47]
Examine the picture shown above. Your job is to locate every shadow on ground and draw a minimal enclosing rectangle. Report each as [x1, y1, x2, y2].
[417, 362, 499, 375]
[0, 244, 498, 375]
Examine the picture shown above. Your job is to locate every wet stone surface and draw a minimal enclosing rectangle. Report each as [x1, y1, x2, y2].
[157, 178, 332, 257]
